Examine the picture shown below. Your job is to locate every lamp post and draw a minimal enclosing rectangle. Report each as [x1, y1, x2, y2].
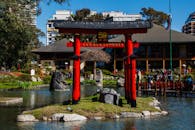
[169, 0, 172, 71]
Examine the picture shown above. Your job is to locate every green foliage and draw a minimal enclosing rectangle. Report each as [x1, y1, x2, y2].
[74, 8, 90, 21]
[73, 8, 105, 22]
[0, 75, 16, 83]
[102, 69, 113, 75]
[103, 80, 117, 86]
[31, 81, 44, 86]
[65, 79, 72, 85]
[82, 80, 96, 85]
[0, 1, 43, 69]
[17, 81, 31, 89]
[43, 76, 51, 84]
[140, 7, 169, 26]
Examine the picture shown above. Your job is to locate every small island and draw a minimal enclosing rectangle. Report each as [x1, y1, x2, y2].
[18, 96, 168, 122]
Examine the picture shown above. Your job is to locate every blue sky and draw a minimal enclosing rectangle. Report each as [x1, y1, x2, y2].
[37, 0, 195, 44]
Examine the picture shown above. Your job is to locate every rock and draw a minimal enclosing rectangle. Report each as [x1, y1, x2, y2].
[153, 99, 160, 106]
[63, 114, 87, 122]
[149, 98, 160, 107]
[96, 70, 103, 87]
[117, 78, 124, 87]
[93, 116, 103, 120]
[142, 111, 150, 117]
[161, 111, 168, 115]
[80, 76, 84, 82]
[17, 114, 38, 122]
[150, 112, 161, 116]
[120, 112, 142, 118]
[50, 72, 67, 90]
[51, 113, 65, 121]
[37, 77, 42, 82]
[42, 116, 48, 121]
[99, 88, 120, 105]
[48, 118, 52, 121]
[112, 114, 120, 119]
[51, 113, 87, 122]
[155, 106, 161, 111]
[31, 76, 37, 82]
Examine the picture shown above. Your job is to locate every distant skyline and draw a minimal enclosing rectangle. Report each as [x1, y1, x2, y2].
[37, 0, 195, 44]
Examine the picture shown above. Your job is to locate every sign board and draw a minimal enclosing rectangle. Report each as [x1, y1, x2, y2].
[98, 32, 108, 43]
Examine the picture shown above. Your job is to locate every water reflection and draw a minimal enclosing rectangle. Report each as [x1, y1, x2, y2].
[0, 87, 195, 130]
[18, 120, 86, 130]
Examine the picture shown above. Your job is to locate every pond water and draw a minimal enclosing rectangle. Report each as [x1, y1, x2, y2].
[0, 86, 194, 130]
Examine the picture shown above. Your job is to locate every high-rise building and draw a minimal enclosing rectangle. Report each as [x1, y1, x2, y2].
[46, 10, 73, 45]
[182, 11, 195, 35]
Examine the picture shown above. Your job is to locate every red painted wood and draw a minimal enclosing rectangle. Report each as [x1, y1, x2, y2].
[124, 35, 133, 103]
[133, 42, 140, 48]
[131, 58, 136, 103]
[72, 35, 81, 103]
[66, 42, 125, 48]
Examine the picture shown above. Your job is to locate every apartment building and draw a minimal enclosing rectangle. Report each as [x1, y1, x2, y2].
[182, 11, 195, 35]
[102, 11, 142, 21]
[46, 10, 72, 45]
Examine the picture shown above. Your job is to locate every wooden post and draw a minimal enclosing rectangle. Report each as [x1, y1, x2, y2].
[163, 59, 166, 71]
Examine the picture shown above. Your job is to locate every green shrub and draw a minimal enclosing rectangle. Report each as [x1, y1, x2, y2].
[17, 81, 31, 89]
[43, 76, 51, 84]
[102, 69, 113, 75]
[0, 75, 17, 83]
[103, 80, 117, 86]
[83, 80, 96, 85]
[65, 79, 72, 85]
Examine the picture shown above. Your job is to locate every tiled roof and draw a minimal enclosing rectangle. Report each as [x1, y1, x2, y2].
[109, 24, 195, 43]
[32, 38, 102, 53]
[53, 20, 152, 30]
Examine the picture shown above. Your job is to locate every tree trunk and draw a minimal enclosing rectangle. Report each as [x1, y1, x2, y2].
[93, 61, 96, 80]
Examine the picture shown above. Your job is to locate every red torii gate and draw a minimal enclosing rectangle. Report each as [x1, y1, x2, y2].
[54, 21, 151, 107]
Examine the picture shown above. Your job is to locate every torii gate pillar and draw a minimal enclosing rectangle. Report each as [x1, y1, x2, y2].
[72, 34, 81, 104]
[131, 56, 136, 107]
[124, 34, 137, 107]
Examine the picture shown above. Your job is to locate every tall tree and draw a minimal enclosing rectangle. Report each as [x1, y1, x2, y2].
[0, 0, 68, 69]
[73, 8, 105, 22]
[0, 0, 43, 69]
[74, 8, 91, 21]
[140, 7, 169, 27]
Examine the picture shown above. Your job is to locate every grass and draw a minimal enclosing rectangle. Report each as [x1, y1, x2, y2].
[0, 82, 19, 89]
[0, 81, 45, 89]
[23, 96, 159, 120]
[103, 80, 117, 87]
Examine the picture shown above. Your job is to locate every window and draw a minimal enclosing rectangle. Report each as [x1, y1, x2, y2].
[48, 24, 52, 27]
